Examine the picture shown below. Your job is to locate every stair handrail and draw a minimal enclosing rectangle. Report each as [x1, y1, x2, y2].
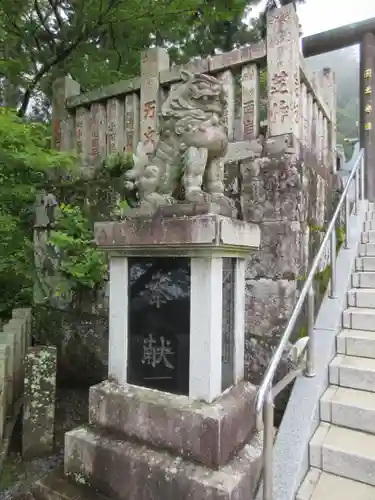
[255, 148, 365, 500]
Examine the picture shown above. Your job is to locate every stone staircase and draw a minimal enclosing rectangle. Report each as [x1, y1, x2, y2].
[297, 207, 375, 499]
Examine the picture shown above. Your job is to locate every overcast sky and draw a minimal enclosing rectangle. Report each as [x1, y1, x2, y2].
[298, 0, 375, 36]
[250, 0, 375, 36]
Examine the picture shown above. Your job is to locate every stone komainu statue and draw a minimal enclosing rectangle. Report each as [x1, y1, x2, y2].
[125, 70, 233, 214]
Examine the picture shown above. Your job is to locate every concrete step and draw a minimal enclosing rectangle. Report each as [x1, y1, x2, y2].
[352, 271, 375, 288]
[359, 243, 375, 256]
[361, 231, 375, 244]
[337, 329, 375, 358]
[32, 468, 109, 500]
[297, 468, 375, 500]
[329, 354, 375, 392]
[364, 220, 375, 231]
[342, 307, 375, 331]
[365, 210, 375, 221]
[320, 386, 375, 434]
[347, 288, 375, 308]
[310, 423, 375, 486]
[356, 256, 375, 271]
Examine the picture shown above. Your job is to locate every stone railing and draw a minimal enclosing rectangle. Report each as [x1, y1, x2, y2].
[0, 308, 32, 446]
[52, 4, 336, 173]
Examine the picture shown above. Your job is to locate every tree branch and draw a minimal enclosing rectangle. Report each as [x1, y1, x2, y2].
[33, 0, 57, 50]
[47, 0, 64, 29]
[16, 0, 122, 116]
[17, 35, 85, 117]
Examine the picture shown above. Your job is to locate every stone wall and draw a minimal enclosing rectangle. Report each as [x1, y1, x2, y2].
[241, 140, 340, 385]
[0, 308, 32, 439]
[33, 173, 125, 386]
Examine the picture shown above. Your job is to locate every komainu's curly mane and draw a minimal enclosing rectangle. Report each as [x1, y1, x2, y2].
[160, 70, 226, 129]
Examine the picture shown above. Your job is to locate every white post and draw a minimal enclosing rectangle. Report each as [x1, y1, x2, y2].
[234, 259, 246, 383]
[189, 257, 223, 403]
[108, 257, 129, 384]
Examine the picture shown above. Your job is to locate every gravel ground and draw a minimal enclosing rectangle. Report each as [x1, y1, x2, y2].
[0, 388, 89, 500]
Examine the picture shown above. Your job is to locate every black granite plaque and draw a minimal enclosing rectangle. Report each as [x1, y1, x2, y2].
[127, 257, 190, 395]
[222, 258, 236, 390]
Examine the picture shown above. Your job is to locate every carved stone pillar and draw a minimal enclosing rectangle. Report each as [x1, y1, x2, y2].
[266, 3, 301, 142]
[360, 33, 375, 200]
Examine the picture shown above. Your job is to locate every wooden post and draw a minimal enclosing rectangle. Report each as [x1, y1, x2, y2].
[266, 4, 301, 141]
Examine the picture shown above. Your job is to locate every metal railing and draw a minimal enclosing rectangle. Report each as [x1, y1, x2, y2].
[255, 148, 365, 500]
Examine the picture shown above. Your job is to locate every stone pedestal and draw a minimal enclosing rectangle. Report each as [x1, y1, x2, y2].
[34, 204, 262, 500]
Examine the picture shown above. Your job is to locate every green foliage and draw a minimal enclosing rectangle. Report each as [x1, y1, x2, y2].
[100, 152, 134, 178]
[48, 204, 108, 290]
[296, 225, 345, 340]
[0, 0, 274, 117]
[0, 108, 74, 315]
[298, 225, 346, 293]
[44, 153, 134, 292]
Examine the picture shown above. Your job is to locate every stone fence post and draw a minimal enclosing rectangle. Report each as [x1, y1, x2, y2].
[266, 3, 301, 143]
[51, 76, 80, 152]
[140, 48, 169, 154]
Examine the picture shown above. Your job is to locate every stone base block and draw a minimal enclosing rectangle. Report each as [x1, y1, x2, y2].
[33, 468, 110, 500]
[94, 211, 260, 257]
[89, 380, 258, 469]
[65, 426, 263, 500]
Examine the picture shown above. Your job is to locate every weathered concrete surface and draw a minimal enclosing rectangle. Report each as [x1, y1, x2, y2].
[33, 468, 110, 500]
[89, 380, 258, 469]
[22, 346, 57, 459]
[241, 157, 303, 223]
[94, 213, 260, 255]
[64, 426, 263, 500]
[245, 221, 306, 280]
[245, 279, 299, 341]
